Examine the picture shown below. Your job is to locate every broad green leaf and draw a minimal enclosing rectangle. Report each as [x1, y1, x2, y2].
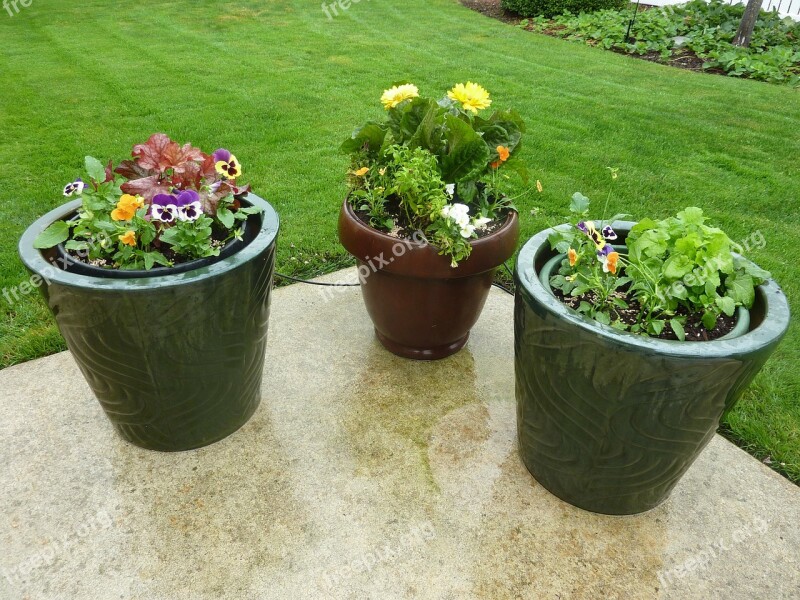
[33, 221, 70, 249]
[702, 310, 719, 330]
[440, 114, 491, 182]
[725, 271, 756, 308]
[570, 192, 590, 214]
[663, 254, 693, 280]
[217, 207, 235, 229]
[340, 122, 388, 156]
[676, 207, 705, 225]
[715, 295, 736, 317]
[85, 156, 107, 183]
[733, 256, 771, 284]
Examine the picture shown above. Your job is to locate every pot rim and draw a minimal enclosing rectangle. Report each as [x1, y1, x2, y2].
[339, 199, 520, 279]
[19, 192, 279, 292]
[516, 221, 790, 358]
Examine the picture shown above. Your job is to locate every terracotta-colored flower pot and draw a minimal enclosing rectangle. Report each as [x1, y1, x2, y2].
[338, 200, 519, 360]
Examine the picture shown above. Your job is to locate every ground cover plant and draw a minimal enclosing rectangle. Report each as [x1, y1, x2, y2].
[521, 0, 800, 84]
[0, 0, 797, 482]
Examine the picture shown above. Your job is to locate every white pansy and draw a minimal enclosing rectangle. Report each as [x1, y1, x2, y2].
[473, 216, 492, 229]
[445, 184, 455, 197]
[460, 224, 476, 238]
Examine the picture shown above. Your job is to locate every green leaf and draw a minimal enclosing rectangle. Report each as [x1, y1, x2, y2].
[64, 239, 89, 252]
[733, 256, 771, 284]
[663, 254, 693, 280]
[85, 156, 107, 183]
[440, 114, 491, 182]
[676, 207, 705, 225]
[33, 221, 70, 249]
[340, 122, 388, 156]
[725, 272, 755, 308]
[650, 320, 665, 335]
[669, 318, 686, 342]
[217, 207, 235, 229]
[570, 192, 590, 214]
[702, 310, 719, 330]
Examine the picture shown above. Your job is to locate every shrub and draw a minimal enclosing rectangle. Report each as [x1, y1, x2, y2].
[502, 0, 627, 19]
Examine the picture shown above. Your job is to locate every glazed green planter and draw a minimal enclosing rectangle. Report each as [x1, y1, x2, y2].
[514, 222, 790, 515]
[19, 193, 279, 452]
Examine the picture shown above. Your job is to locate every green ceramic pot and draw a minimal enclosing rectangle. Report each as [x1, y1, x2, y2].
[514, 222, 790, 515]
[19, 193, 279, 452]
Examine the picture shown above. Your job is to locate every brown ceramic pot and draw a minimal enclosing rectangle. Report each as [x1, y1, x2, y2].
[338, 200, 520, 360]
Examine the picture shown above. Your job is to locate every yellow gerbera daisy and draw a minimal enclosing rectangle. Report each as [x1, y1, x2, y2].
[380, 84, 419, 110]
[447, 82, 491, 114]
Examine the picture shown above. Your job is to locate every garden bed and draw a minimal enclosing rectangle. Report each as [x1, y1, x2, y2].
[463, 0, 800, 85]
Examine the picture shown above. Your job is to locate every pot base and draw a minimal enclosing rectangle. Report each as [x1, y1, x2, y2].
[375, 329, 469, 361]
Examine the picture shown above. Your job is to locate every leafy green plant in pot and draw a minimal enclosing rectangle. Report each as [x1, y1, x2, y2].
[514, 175, 790, 514]
[338, 82, 523, 360]
[19, 134, 280, 451]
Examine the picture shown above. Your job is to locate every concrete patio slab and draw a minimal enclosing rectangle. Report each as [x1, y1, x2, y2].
[1, 268, 798, 600]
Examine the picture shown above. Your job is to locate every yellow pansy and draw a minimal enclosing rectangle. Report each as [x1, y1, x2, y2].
[119, 230, 137, 247]
[111, 194, 144, 222]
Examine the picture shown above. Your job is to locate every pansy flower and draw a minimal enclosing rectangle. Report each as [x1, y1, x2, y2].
[174, 190, 203, 222]
[63, 179, 85, 197]
[602, 225, 618, 240]
[119, 230, 137, 247]
[151, 194, 179, 223]
[213, 149, 242, 180]
[577, 221, 607, 251]
[568, 248, 578, 266]
[111, 194, 145, 222]
[491, 145, 511, 169]
[597, 245, 620, 274]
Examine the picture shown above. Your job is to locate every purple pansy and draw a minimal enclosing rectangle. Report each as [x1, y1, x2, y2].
[152, 190, 204, 223]
[175, 190, 203, 222]
[63, 179, 85, 197]
[151, 194, 179, 223]
[602, 225, 618, 240]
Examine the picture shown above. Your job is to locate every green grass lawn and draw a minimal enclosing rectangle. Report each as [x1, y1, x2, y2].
[0, 0, 797, 481]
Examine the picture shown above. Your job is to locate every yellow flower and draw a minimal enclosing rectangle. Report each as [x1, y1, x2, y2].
[111, 194, 144, 222]
[491, 145, 511, 169]
[447, 82, 491, 114]
[536, 180, 543, 193]
[568, 248, 578, 267]
[119, 230, 137, 247]
[352, 167, 370, 177]
[380, 84, 419, 110]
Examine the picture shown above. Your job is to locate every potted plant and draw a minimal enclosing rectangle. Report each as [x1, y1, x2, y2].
[338, 82, 523, 360]
[514, 182, 790, 514]
[19, 134, 280, 452]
